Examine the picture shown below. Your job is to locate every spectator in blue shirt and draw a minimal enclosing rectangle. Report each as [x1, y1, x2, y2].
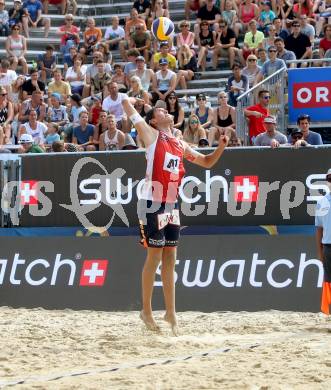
[258, 2, 276, 33]
[254, 46, 286, 84]
[22, 0, 50, 38]
[72, 111, 96, 151]
[227, 64, 249, 107]
[288, 114, 323, 146]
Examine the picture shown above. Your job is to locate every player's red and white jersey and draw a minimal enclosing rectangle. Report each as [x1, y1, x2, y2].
[141, 130, 185, 203]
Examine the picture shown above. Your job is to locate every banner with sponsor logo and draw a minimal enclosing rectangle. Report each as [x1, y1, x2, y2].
[17, 147, 331, 227]
[288, 67, 331, 124]
[0, 235, 322, 312]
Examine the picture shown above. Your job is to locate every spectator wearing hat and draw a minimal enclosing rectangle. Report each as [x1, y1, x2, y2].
[0, 0, 9, 36]
[72, 111, 96, 151]
[254, 45, 286, 84]
[315, 168, 331, 315]
[22, 0, 51, 38]
[244, 89, 270, 143]
[227, 64, 249, 107]
[254, 115, 287, 147]
[18, 132, 44, 152]
[47, 93, 68, 128]
[151, 58, 176, 104]
[285, 19, 312, 67]
[288, 114, 323, 146]
[21, 68, 45, 100]
[47, 69, 71, 103]
[99, 114, 126, 151]
[38, 45, 57, 83]
[287, 128, 308, 148]
[152, 41, 177, 72]
[18, 108, 47, 146]
[194, 92, 213, 129]
[131, 56, 154, 92]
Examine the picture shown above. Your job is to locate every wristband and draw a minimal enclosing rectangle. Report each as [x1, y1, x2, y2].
[130, 113, 144, 125]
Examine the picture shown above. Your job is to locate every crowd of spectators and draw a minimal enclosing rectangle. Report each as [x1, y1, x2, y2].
[0, 0, 330, 154]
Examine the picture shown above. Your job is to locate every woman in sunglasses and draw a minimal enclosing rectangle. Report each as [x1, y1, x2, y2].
[196, 20, 216, 71]
[183, 114, 207, 147]
[0, 87, 14, 145]
[242, 54, 261, 88]
[5, 24, 28, 75]
[194, 92, 213, 130]
[165, 92, 184, 130]
[176, 20, 196, 57]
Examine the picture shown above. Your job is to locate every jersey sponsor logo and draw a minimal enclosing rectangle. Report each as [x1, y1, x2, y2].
[163, 152, 180, 174]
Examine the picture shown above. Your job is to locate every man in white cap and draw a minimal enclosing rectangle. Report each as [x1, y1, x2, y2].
[18, 133, 44, 153]
[253, 115, 287, 148]
[315, 168, 331, 315]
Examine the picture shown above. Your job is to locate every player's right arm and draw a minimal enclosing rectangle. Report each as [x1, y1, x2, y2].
[122, 97, 157, 148]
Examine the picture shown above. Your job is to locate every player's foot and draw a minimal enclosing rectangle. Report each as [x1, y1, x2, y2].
[164, 312, 179, 336]
[140, 311, 160, 332]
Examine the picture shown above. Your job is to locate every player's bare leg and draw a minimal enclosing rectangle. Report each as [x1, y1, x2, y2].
[161, 246, 179, 335]
[141, 247, 162, 331]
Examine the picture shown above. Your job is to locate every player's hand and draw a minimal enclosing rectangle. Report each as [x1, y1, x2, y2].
[219, 135, 229, 147]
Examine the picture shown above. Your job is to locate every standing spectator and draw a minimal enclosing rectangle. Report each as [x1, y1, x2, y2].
[38, 45, 57, 83]
[72, 111, 96, 151]
[238, 0, 259, 32]
[243, 19, 264, 59]
[65, 56, 87, 96]
[255, 46, 286, 84]
[177, 44, 197, 89]
[227, 64, 249, 107]
[102, 82, 130, 131]
[195, 0, 221, 34]
[22, 0, 50, 38]
[18, 132, 44, 152]
[285, 20, 312, 67]
[152, 41, 176, 71]
[183, 113, 207, 146]
[254, 115, 287, 147]
[244, 89, 271, 143]
[194, 92, 213, 129]
[213, 19, 241, 69]
[129, 24, 151, 62]
[0, 0, 9, 36]
[21, 68, 45, 99]
[47, 68, 71, 102]
[133, 0, 151, 21]
[18, 89, 46, 122]
[18, 108, 47, 145]
[81, 17, 102, 56]
[104, 16, 125, 51]
[57, 13, 80, 56]
[0, 59, 17, 93]
[0, 87, 14, 143]
[8, 1, 27, 33]
[151, 58, 176, 104]
[275, 37, 296, 68]
[5, 24, 28, 75]
[288, 114, 323, 145]
[208, 91, 236, 146]
[242, 54, 261, 87]
[176, 20, 196, 56]
[165, 92, 185, 130]
[99, 114, 125, 151]
[196, 20, 216, 71]
[319, 24, 331, 64]
[131, 56, 154, 91]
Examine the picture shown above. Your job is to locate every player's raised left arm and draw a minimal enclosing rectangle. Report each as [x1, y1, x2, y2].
[183, 136, 229, 169]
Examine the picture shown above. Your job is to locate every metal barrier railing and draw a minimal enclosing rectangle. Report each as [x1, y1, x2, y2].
[236, 67, 287, 146]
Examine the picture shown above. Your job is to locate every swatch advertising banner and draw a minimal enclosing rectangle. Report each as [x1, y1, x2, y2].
[0, 235, 322, 312]
[17, 147, 331, 227]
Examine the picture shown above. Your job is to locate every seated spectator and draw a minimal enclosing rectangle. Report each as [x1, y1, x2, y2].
[319, 24, 331, 65]
[195, 0, 221, 35]
[123, 49, 140, 86]
[238, 0, 259, 32]
[258, 1, 276, 33]
[221, 0, 240, 37]
[57, 13, 80, 56]
[288, 114, 323, 145]
[299, 14, 315, 43]
[5, 24, 28, 75]
[0, 59, 17, 94]
[227, 64, 249, 107]
[177, 44, 197, 89]
[95, 42, 112, 65]
[133, 97, 152, 119]
[43, 0, 66, 15]
[165, 92, 185, 130]
[90, 60, 111, 100]
[254, 115, 287, 147]
[47, 69, 71, 102]
[83, 51, 111, 98]
[63, 46, 78, 72]
[152, 41, 176, 71]
[275, 1, 294, 27]
[0, 87, 14, 143]
[22, 0, 50, 38]
[285, 20, 312, 67]
[45, 122, 60, 148]
[244, 89, 271, 143]
[65, 55, 87, 96]
[38, 45, 56, 83]
[47, 92, 68, 128]
[18, 89, 46, 122]
[104, 16, 125, 51]
[18, 108, 47, 145]
[133, 0, 151, 21]
[196, 20, 217, 71]
[257, 47, 268, 66]
[292, 0, 314, 24]
[128, 76, 150, 104]
[10, 75, 25, 110]
[254, 46, 286, 84]
[243, 19, 265, 59]
[262, 24, 277, 51]
[208, 91, 236, 146]
[314, 0, 331, 38]
[213, 19, 241, 70]
[81, 17, 102, 56]
[151, 58, 176, 104]
[8, 1, 27, 34]
[22, 69, 45, 100]
[18, 132, 44, 152]
[0, 0, 9, 36]
[88, 96, 103, 126]
[287, 128, 310, 148]
[272, 17, 289, 41]
[185, 0, 201, 20]
[176, 20, 196, 56]
[131, 56, 154, 91]
[183, 114, 207, 147]
[102, 81, 130, 132]
[72, 111, 96, 151]
[111, 64, 127, 92]
[193, 92, 213, 129]
[66, 0, 77, 15]
[242, 54, 261, 88]
[275, 37, 296, 68]
[122, 133, 139, 150]
[63, 93, 87, 141]
[129, 24, 151, 62]
[94, 110, 108, 141]
[148, 0, 169, 29]
[99, 114, 126, 151]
